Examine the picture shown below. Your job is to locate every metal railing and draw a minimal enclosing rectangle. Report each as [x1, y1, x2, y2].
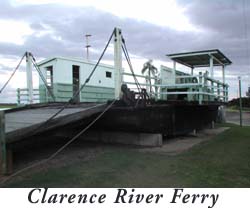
[16, 88, 40, 104]
[122, 72, 229, 104]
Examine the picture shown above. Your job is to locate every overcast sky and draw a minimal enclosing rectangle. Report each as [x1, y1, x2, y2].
[0, 0, 249, 103]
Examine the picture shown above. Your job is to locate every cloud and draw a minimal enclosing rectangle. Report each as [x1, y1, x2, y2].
[0, 0, 249, 101]
[0, 1, 201, 61]
[179, 0, 250, 72]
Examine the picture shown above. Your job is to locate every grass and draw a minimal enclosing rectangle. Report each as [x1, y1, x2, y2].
[4, 123, 250, 187]
[0, 104, 17, 109]
[227, 105, 250, 112]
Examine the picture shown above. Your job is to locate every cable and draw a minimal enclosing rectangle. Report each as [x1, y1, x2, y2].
[0, 53, 26, 94]
[0, 99, 116, 186]
[30, 55, 56, 101]
[121, 38, 150, 99]
[30, 29, 115, 132]
[121, 38, 142, 91]
[122, 45, 141, 92]
[76, 29, 115, 99]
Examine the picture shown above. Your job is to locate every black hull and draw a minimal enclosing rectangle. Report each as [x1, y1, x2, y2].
[94, 103, 219, 136]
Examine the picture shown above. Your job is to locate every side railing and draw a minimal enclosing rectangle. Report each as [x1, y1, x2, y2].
[122, 72, 229, 104]
[16, 88, 41, 104]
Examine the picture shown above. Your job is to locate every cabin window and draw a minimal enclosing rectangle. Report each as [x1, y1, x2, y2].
[106, 71, 112, 78]
[46, 66, 53, 87]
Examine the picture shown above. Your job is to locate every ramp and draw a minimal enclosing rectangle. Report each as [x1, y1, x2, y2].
[5, 103, 107, 143]
[0, 102, 107, 175]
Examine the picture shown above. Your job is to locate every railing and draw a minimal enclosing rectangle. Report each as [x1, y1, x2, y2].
[122, 72, 229, 104]
[16, 88, 41, 104]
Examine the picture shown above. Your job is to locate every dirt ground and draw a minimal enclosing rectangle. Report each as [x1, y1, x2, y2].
[141, 127, 229, 155]
[0, 125, 230, 186]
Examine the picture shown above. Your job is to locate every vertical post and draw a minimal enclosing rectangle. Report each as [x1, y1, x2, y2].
[191, 67, 194, 76]
[209, 55, 214, 101]
[222, 65, 225, 84]
[114, 28, 123, 99]
[204, 71, 208, 102]
[173, 61, 176, 84]
[17, 88, 21, 105]
[26, 52, 33, 104]
[0, 111, 7, 175]
[217, 82, 220, 101]
[226, 84, 229, 102]
[198, 72, 203, 104]
[238, 77, 243, 127]
[222, 65, 226, 101]
[209, 55, 214, 79]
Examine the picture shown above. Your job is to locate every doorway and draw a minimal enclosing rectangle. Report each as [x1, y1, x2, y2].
[72, 65, 80, 103]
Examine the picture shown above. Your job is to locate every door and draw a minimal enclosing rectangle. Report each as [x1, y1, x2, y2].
[72, 65, 80, 103]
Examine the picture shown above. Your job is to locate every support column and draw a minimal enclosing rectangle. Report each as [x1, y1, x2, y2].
[198, 72, 203, 104]
[222, 65, 226, 101]
[209, 55, 214, 100]
[204, 71, 208, 101]
[191, 67, 194, 76]
[114, 28, 123, 99]
[26, 52, 33, 104]
[173, 61, 176, 84]
[222, 65, 225, 84]
[209, 55, 214, 78]
[217, 82, 220, 101]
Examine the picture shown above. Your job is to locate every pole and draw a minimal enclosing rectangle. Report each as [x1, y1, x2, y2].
[26, 52, 33, 104]
[173, 61, 176, 84]
[114, 27, 123, 99]
[209, 55, 214, 79]
[238, 76, 243, 127]
[85, 34, 91, 62]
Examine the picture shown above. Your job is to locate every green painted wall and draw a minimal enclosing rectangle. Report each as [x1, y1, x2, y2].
[39, 83, 115, 103]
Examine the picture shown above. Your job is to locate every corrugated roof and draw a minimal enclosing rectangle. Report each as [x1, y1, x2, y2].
[167, 49, 232, 68]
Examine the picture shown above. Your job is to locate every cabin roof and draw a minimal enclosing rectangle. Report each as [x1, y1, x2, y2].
[166, 49, 232, 68]
[37, 56, 114, 69]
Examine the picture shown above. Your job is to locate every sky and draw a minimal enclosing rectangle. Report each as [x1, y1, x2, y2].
[0, 0, 249, 103]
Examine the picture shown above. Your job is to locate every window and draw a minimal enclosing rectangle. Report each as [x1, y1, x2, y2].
[106, 71, 112, 78]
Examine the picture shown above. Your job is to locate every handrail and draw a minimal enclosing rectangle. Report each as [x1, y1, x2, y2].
[122, 71, 229, 103]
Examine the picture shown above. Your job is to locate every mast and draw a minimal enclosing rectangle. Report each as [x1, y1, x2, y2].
[26, 52, 33, 104]
[114, 27, 123, 99]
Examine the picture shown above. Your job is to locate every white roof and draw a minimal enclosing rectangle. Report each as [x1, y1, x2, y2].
[37, 56, 114, 69]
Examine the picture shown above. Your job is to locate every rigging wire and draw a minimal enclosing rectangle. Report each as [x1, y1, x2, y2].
[31, 29, 115, 132]
[121, 37, 144, 93]
[0, 53, 26, 94]
[0, 28, 116, 185]
[30, 55, 56, 101]
[0, 99, 116, 185]
[0, 28, 144, 185]
[122, 39, 150, 99]
[122, 45, 141, 92]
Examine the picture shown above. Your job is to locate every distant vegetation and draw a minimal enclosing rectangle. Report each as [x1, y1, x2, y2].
[228, 97, 250, 110]
[0, 103, 17, 109]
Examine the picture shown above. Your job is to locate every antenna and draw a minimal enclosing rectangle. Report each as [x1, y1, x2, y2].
[85, 34, 91, 61]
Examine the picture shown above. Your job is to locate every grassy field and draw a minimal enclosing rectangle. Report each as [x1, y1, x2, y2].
[4, 123, 250, 187]
[0, 104, 17, 109]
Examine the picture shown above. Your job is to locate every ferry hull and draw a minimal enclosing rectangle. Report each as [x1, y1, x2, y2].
[94, 103, 219, 136]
